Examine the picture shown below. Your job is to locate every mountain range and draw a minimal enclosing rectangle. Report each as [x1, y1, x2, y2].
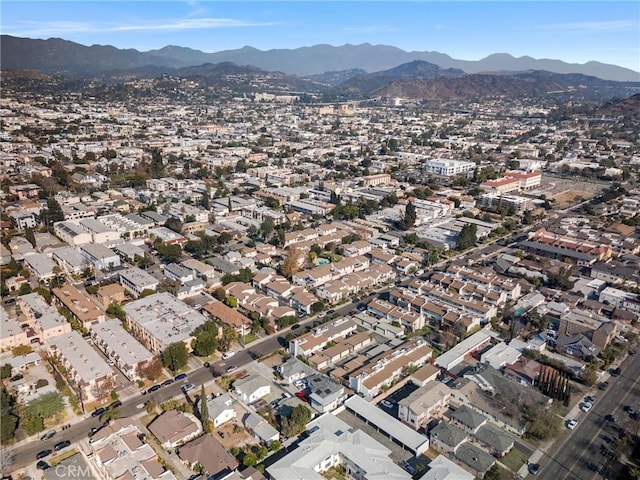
[2, 35, 639, 82]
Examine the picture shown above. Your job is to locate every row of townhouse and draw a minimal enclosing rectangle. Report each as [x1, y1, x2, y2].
[283, 223, 343, 248]
[250, 271, 321, 314]
[347, 338, 433, 398]
[223, 281, 296, 321]
[289, 318, 358, 357]
[440, 264, 523, 301]
[316, 263, 396, 305]
[405, 279, 498, 322]
[520, 227, 614, 266]
[292, 255, 370, 288]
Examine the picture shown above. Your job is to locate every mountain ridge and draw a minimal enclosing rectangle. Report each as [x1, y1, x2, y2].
[2, 35, 638, 82]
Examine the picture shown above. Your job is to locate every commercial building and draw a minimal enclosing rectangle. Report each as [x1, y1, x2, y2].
[423, 159, 476, 177]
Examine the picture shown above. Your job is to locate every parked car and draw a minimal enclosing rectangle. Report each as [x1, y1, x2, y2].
[295, 391, 309, 403]
[226, 365, 238, 374]
[161, 379, 174, 387]
[54, 440, 71, 451]
[91, 407, 106, 417]
[598, 381, 609, 390]
[528, 463, 540, 475]
[36, 461, 50, 471]
[203, 362, 210, 368]
[605, 414, 618, 422]
[36, 450, 52, 459]
[580, 402, 593, 413]
[109, 401, 122, 409]
[380, 400, 394, 409]
[182, 383, 195, 393]
[624, 405, 636, 415]
[585, 395, 597, 403]
[610, 367, 621, 377]
[566, 419, 578, 430]
[218, 431, 225, 438]
[40, 430, 56, 441]
[9, 374, 23, 382]
[148, 385, 161, 393]
[175, 373, 187, 381]
[222, 351, 236, 360]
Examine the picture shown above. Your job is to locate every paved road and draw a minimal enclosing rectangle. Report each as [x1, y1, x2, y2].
[535, 352, 640, 480]
[7, 204, 589, 473]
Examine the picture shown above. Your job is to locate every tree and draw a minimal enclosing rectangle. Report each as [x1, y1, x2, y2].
[218, 326, 237, 352]
[100, 407, 122, 422]
[192, 329, 219, 357]
[91, 377, 115, 402]
[161, 342, 189, 373]
[400, 202, 417, 230]
[199, 385, 211, 432]
[213, 287, 227, 301]
[25, 227, 36, 247]
[259, 218, 275, 239]
[0, 365, 11, 379]
[281, 248, 302, 278]
[22, 392, 65, 421]
[281, 404, 311, 437]
[137, 358, 163, 381]
[243, 452, 257, 467]
[311, 301, 325, 314]
[456, 224, 477, 250]
[225, 296, 238, 308]
[164, 217, 183, 234]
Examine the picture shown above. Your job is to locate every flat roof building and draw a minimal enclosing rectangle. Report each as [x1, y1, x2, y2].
[123, 292, 208, 354]
[46, 330, 115, 402]
[91, 319, 155, 381]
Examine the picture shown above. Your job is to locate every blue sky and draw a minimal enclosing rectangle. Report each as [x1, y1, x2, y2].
[2, 1, 639, 72]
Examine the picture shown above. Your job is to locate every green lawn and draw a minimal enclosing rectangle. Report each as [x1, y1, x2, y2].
[501, 448, 529, 472]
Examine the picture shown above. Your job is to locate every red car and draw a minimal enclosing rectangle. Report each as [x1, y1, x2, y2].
[295, 391, 309, 403]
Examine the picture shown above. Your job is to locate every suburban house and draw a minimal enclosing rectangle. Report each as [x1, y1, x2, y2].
[234, 375, 271, 404]
[148, 410, 202, 449]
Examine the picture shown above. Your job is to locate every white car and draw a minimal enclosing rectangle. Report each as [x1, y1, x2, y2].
[580, 402, 593, 413]
[222, 351, 236, 360]
[380, 400, 394, 409]
[182, 383, 195, 393]
[566, 419, 578, 430]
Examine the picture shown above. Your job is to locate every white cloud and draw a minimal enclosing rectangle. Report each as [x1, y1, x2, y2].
[6, 17, 278, 36]
[538, 20, 636, 32]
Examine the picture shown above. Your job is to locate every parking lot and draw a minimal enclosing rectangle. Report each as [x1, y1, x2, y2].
[336, 409, 414, 465]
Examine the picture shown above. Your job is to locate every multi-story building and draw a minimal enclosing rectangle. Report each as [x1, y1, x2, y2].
[423, 159, 476, 177]
[123, 293, 208, 354]
[52, 284, 105, 328]
[90, 319, 155, 381]
[53, 221, 92, 246]
[0, 307, 28, 350]
[17, 292, 71, 343]
[348, 339, 433, 398]
[79, 243, 121, 271]
[46, 330, 115, 402]
[398, 381, 453, 430]
[118, 267, 159, 297]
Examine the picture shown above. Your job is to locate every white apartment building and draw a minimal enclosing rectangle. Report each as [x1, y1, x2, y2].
[90, 319, 155, 381]
[423, 159, 476, 177]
